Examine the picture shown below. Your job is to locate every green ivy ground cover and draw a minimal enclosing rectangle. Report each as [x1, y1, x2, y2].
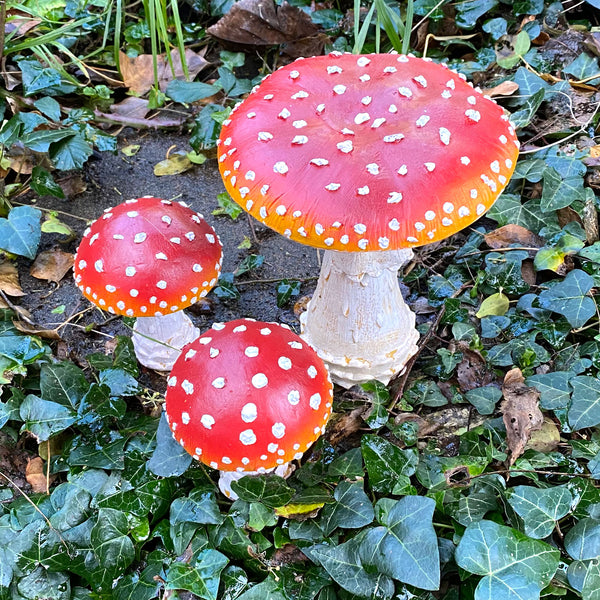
[3, 0, 600, 599]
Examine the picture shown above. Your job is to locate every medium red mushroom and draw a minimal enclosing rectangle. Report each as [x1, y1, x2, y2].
[164, 318, 333, 497]
[217, 52, 519, 387]
[73, 196, 223, 370]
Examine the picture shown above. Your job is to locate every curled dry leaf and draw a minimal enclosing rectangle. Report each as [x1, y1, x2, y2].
[207, 0, 326, 58]
[484, 224, 544, 250]
[325, 407, 364, 447]
[501, 367, 544, 466]
[25, 456, 53, 493]
[293, 295, 311, 316]
[30, 249, 74, 283]
[483, 80, 520, 97]
[0, 261, 25, 296]
[153, 153, 194, 176]
[13, 320, 61, 340]
[119, 48, 209, 94]
[455, 342, 495, 392]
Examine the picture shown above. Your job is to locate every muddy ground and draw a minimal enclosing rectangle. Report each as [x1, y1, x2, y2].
[17, 129, 322, 388]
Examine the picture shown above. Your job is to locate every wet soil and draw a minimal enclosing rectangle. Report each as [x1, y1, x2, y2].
[19, 129, 321, 379]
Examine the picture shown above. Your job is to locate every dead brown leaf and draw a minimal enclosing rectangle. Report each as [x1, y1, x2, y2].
[483, 80, 519, 97]
[96, 96, 188, 128]
[0, 261, 25, 296]
[56, 173, 87, 198]
[521, 259, 537, 286]
[525, 417, 560, 453]
[30, 249, 74, 283]
[207, 0, 326, 58]
[119, 48, 209, 94]
[13, 320, 62, 340]
[501, 368, 543, 466]
[455, 342, 494, 392]
[26, 457, 52, 493]
[484, 224, 544, 250]
[108, 96, 151, 119]
[294, 295, 311, 317]
[325, 407, 364, 447]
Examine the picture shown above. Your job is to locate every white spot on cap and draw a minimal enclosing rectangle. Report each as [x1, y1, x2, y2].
[278, 108, 290, 119]
[441, 90, 452, 99]
[398, 87, 412, 98]
[415, 222, 425, 231]
[326, 183, 341, 191]
[327, 65, 342, 74]
[413, 75, 427, 87]
[185, 349, 197, 360]
[288, 390, 300, 405]
[337, 140, 353, 153]
[291, 90, 309, 99]
[366, 163, 380, 175]
[357, 186, 370, 196]
[212, 377, 225, 389]
[239, 429, 257, 445]
[499, 135, 508, 144]
[201, 414, 215, 429]
[261, 184, 270, 195]
[258, 131, 273, 141]
[461, 156, 471, 165]
[156, 280, 167, 289]
[293, 120, 307, 129]
[384, 66, 397, 73]
[389, 218, 400, 231]
[371, 118, 386, 128]
[310, 394, 322, 410]
[333, 85, 346, 94]
[247, 112, 256, 118]
[316, 103, 325, 113]
[490, 160, 500, 173]
[442, 217, 453, 227]
[105, 285, 116, 293]
[354, 113, 370, 125]
[354, 223, 367, 234]
[130, 289, 138, 297]
[134, 233, 147, 243]
[477, 203, 486, 215]
[267, 443, 278, 453]
[274, 161, 289, 174]
[458, 206, 470, 217]
[181, 412, 190, 425]
[126, 211, 138, 217]
[439, 128, 451, 145]
[387, 192, 403, 204]
[78, 260, 87, 269]
[467, 95, 477, 105]
[155, 252, 167, 260]
[95, 260, 104, 272]
[446, 79, 455, 89]
[289, 70, 299, 79]
[398, 165, 408, 175]
[245, 346, 259, 358]
[307, 365, 318, 378]
[276, 205, 287, 215]
[443, 202, 454, 214]
[278, 356, 292, 370]
[378, 237, 390, 249]
[425, 210, 436, 221]
[407, 236, 418, 243]
[315, 223, 324, 235]
[222, 457, 232, 464]
[357, 56, 371, 67]
[416, 115, 430, 127]
[471, 189, 478, 199]
[389, 104, 398, 113]
[425, 162, 436, 172]
[465, 109, 481, 122]
[241, 403, 257, 423]
[209, 347, 219, 358]
[310, 158, 329, 166]
[505, 158, 513, 168]
[252, 373, 268, 388]
[292, 135, 308, 144]
[272, 423, 286, 439]
[383, 133, 404, 143]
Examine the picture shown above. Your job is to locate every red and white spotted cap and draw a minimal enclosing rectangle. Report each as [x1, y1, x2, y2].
[218, 52, 520, 252]
[165, 318, 333, 473]
[73, 197, 223, 317]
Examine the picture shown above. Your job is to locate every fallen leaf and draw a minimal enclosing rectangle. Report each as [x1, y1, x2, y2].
[476, 292, 510, 319]
[268, 544, 309, 564]
[109, 96, 151, 119]
[121, 144, 141, 156]
[501, 368, 544, 466]
[484, 224, 544, 250]
[207, 0, 326, 58]
[119, 48, 209, 94]
[30, 249, 74, 283]
[455, 342, 495, 392]
[55, 173, 87, 198]
[525, 417, 560, 453]
[521, 259, 537, 286]
[294, 295, 311, 316]
[13, 320, 61, 340]
[483, 80, 520, 97]
[41, 213, 76, 238]
[153, 153, 194, 176]
[0, 261, 25, 296]
[26, 456, 52, 493]
[274, 503, 325, 519]
[325, 407, 364, 447]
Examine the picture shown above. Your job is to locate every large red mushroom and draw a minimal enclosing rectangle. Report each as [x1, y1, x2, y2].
[165, 318, 333, 497]
[217, 52, 519, 387]
[74, 196, 223, 370]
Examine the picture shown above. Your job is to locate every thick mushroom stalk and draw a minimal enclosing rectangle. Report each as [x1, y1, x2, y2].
[300, 248, 418, 387]
[132, 312, 200, 372]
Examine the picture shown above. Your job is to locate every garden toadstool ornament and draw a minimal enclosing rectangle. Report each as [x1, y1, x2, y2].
[217, 52, 520, 387]
[74, 196, 223, 371]
[164, 318, 333, 498]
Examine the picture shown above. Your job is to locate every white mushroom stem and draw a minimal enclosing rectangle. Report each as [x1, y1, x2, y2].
[218, 463, 295, 500]
[131, 311, 200, 371]
[300, 248, 419, 388]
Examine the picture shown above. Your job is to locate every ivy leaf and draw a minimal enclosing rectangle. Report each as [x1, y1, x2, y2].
[487, 195, 552, 233]
[476, 292, 510, 318]
[361, 435, 418, 495]
[0, 206, 42, 259]
[170, 488, 223, 526]
[40, 362, 89, 409]
[359, 496, 440, 590]
[305, 539, 395, 600]
[540, 169, 586, 212]
[507, 485, 573, 539]
[567, 376, 600, 431]
[565, 518, 600, 560]
[465, 386, 502, 415]
[166, 80, 219, 103]
[49, 132, 94, 171]
[455, 520, 560, 600]
[19, 394, 77, 442]
[538, 269, 595, 328]
[455, 0, 498, 28]
[113, 563, 163, 600]
[165, 549, 228, 600]
[30, 166, 65, 198]
[527, 371, 573, 410]
[320, 481, 374, 536]
[147, 413, 192, 477]
[230, 475, 295, 508]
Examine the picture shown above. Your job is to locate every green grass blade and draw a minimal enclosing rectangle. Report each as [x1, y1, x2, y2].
[353, 2, 376, 54]
[170, 0, 188, 80]
[402, 0, 414, 55]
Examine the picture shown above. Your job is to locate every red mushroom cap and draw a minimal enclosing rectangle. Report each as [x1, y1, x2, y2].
[165, 319, 333, 473]
[73, 197, 223, 317]
[218, 53, 519, 252]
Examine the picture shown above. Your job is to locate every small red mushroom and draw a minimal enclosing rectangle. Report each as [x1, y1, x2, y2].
[164, 318, 333, 497]
[73, 196, 223, 370]
[217, 52, 520, 387]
